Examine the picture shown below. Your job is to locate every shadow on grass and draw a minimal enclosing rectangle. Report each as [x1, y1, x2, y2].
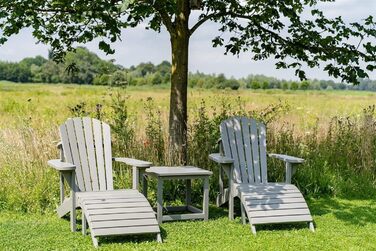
[308, 197, 376, 226]
[58, 205, 229, 246]
[208, 205, 228, 220]
[214, 196, 376, 232]
[58, 197, 376, 239]
[217, 199, 311, 232]
[254, 222, 309, 232]
[99, 227, 167, 246]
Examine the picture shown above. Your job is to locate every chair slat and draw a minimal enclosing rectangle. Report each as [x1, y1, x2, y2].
[220, 121, 237, 183]
[59, 124, 73, 163]
[102, 122, 113, 190]
[65, 119, 85, 191]
[222, 119, 242, 183]
[233, 117, 248, 183]
[250, 119, 261, 184]
[241, 117, 254, 183]
[93, 119, 106, 191]
[73, 118, 92, 191]
[220, 123, 232, 158]
[250, 215, 312, 225]
[83, 117, 99, 191]
[258, 122, 268, 183]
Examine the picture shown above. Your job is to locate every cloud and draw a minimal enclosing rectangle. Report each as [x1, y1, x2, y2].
[0, 0, 375, 80]
[0, 29, 48, 61]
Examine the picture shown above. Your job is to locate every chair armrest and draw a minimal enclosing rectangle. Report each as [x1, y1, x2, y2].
[209, 153, 234, 164]
[48, 159, 76, 171]
[268, 153, 304, 164]
[113, 157, 152, 167]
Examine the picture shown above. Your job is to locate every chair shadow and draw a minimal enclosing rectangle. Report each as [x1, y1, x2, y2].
[99, 227, 167, 245]
[254, 222, 309, 232]
[59, 197, 376, 241]
[217, 199, 311, 232]
[208, 205, 229, 220]
[61, 211, 167, 245]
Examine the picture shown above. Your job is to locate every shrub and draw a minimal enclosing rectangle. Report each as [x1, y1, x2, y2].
[290, 82, 299, 90]
[110, 70, 127, 86]
[250, 80, 261, 89]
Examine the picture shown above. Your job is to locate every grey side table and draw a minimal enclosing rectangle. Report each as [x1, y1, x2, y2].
[145, 166, 212, 224]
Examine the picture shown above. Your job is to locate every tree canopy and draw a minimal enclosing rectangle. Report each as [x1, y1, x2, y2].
[1, 1, 375, 83]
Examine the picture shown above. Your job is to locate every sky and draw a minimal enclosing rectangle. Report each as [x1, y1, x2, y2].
[0, 0, 375, 80]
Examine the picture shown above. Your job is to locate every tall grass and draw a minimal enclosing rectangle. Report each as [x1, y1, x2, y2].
[0, 118, 59, 212]
[1, 85, 376, 213]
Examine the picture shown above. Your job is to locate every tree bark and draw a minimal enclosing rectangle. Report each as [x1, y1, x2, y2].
[168, 0, 190, 164]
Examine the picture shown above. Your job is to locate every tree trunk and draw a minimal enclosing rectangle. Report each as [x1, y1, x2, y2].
[168, 1, 190, 164]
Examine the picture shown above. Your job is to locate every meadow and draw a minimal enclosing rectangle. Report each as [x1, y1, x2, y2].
[1, 82, 376, 250]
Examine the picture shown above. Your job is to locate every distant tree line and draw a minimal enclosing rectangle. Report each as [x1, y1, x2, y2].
[0, 47, 119, 84]
[1, 47, 376, 91]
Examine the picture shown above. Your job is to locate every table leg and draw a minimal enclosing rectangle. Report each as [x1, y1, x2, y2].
[185, 179, 191, 207]
[203, 177, 209, 221]
[157, 178, 164, 224]
[132, 166, 140, 190]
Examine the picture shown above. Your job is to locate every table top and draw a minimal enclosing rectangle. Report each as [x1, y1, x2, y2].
[145, 166, 212, 177]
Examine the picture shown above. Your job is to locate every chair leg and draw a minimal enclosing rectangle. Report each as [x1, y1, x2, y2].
[251, 224, 257, 235]
[229, 195, 234, 220]
[309, 222, 315, 232]
[240, 202, 246, 225]
[82, 211, 87, 236]
[69, 171, 76, 232]
[92, 236, 99, 248]
[157, 233, 162, 243]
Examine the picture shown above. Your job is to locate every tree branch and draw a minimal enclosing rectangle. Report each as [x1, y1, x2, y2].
[153, 3, 174, 35]
[189, 12, 228, 36]
[231, 13, 366, 58]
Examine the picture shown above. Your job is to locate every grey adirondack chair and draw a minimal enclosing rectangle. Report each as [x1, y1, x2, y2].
[209, 117, 314, 234]
[48, 117, 161, 247]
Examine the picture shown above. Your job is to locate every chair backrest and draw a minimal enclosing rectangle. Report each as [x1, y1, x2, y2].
[220, 117, 267, 184]
[59, 117, 113, 192]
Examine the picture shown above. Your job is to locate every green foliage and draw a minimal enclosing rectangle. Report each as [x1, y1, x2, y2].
[261, 81, 269, 89]
[144, 97, 165, 164]
[93, 74, 111, 85]
[290, 82, 299, 90]
[126, 61, 171, 86]
[68, 102, 90, 117]
[250, 80, 261, 89]
[300, 80, 310, 90]
[110, 70, 127, 86]
[108, 92, 135, 158]
[151, 72, 163, 85]
[3, 48, 376, 91]
[0, 47, 119, 85]
[282, 81, 289, 90]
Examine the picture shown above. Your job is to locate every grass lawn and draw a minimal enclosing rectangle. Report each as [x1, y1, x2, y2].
[1, 197, 376, 250]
